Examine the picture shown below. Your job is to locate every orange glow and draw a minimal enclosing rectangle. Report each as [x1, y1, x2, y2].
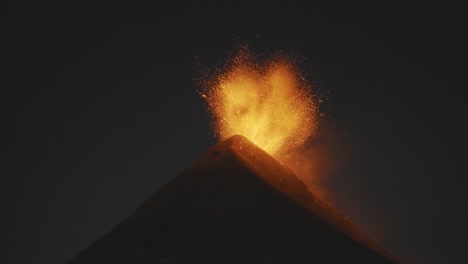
[200, 48, 319, 159]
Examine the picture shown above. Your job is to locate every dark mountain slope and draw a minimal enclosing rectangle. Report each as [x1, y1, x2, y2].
[68, 135, 396, 263]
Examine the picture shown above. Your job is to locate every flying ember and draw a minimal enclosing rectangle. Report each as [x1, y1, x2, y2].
[200, 48, 319, 159]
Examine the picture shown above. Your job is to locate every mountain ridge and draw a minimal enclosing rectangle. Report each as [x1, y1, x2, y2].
[67, 134, 397, 263]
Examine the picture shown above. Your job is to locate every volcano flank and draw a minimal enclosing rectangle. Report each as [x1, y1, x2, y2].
[67, 135, 397, 263]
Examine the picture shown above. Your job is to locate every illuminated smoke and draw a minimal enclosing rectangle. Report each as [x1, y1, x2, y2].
[200, 47, 319, 159]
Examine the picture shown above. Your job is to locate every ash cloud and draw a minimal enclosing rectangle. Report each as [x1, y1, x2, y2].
[283, 120, 398, 260]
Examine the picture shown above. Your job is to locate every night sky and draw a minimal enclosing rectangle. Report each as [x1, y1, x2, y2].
[3, 2, 468, 264]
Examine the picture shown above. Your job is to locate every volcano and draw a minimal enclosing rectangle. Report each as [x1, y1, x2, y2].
[67, 135, 397, 263]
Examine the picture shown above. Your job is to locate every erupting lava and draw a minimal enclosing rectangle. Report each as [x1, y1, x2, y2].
[200, 48, 319, 158]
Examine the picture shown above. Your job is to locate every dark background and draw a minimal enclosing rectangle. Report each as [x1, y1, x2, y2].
[2, 1, 467, 263]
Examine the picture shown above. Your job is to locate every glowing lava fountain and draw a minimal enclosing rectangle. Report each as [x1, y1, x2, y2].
[200, 48, 319, 159]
